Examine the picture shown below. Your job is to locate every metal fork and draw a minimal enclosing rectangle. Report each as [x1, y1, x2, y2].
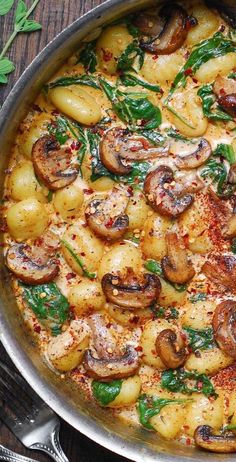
[0, 360, 69, 462]
[0, 444, 39, 462]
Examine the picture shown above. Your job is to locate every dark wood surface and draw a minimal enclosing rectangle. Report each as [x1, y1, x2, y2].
[0, 2, 131, 461]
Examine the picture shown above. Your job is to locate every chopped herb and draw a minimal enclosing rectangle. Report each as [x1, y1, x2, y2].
[161, 369, 217, 398]
[78, 40, 97, 73]
[150, 305, 179, 319]
[138, 394, 189, 430]
[214, 143, 236, 165]
[183, 327, 215, 351]
[189, 292, 207, 303]
[61, 239, 96, 279]
[198, 84, 233, 122]
[201, 158, 234, 198]
[117, 40, 144, 72]
[172, 283, 187, 292]
[47, 190, 53, 202]
[228, 71, 236, 80]
[168, 32, 236, 98]
[22, 282, 69, 336]
[46, 74, 100, 90]
[119, 73, 162, 93]
[99, 78, 162, 130]
[231, 238, 236, 254]
[48, 117, 69, 145]
[92, 380, 122, 406]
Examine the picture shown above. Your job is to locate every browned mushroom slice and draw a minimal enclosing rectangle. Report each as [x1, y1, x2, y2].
[83, 346, 139, 381]
[202, 255, 236, 292]
[161, 232, 195, 284]
[218, 94, 236, 118]
[138, 4, 190, 55]
[144, 165, 193, 217]
[156, 329, 187, 369]
[6, 243, 59, 285]
[228, 165, 236, 185]
[205, 0, 236, 28]
[88, 314, 116, 359]
[101, 271, 161, 309]
[212, 300, 236, 358]
[32, 135, 78, 190]
[194, 425, 236, 453]
[100, 128, 168, 175]
[85, 188, 129, 240]
[175, 139, 212, 170]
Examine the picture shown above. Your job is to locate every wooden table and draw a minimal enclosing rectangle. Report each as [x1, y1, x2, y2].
[0, 2, 131, 461]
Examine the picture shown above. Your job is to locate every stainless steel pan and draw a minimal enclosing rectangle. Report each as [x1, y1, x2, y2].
[0, 1, 232, 460]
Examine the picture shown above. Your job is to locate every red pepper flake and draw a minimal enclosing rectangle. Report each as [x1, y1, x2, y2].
[152, 54, 158, 61]
[192, 77, 198, 84]
[71, 141, 80, 150]
[105, 217, 114, 228]
[220, 88, 226, 96]
[66, 272, 76, 281]
[127, 186, 134, 197]
[83, 188, 94, 195]
[101, 48, 113, 62]
[219, 24, 226, 32]
[130, 316, 140, 324]
[184, 67, 193, 76]
[186, 438, 191, 446]
[72, 234, 76, 240]
[197, 381, 203, 390]
[135, 345, 143, 352]
[34, 325, 41, 333]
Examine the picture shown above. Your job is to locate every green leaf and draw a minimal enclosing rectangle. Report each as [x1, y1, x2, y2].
[46, 74, 100, 90]
[189, 292, 207, 303]
[183, 327, 215, 351]
[140, 130, 166, 146]
[231, 238, 236, 254]
[47, 190, 53, 202]
[150, 305, 179, 320]
[144, 259, 163, 276]
[117, 40, 144, 72]
[15, 0, 27, 23]
[198, 84, 233, 122]
[79, 41, 97, 73]
[0, 0, 14, 16]
[138, 394, 189, 430]
[228, 71, 236, 80]
[61, 239, 96, 279]
[120, 73, 162, 93]
[168, 32, 236, 98]
[214, 143, 236, 165]
[22, 282, 70, 335]
[100, 78, 162, 130]
[48, 117, 69, 145]
[0, 74, 8, 84]
[201, 158, 234, 198]
[161, 369, 217, 398]
[20, 19, 42, 32]
[92, 380, 122, 406]
[0, 57, 15, 74]
[165, 128, 196, 143]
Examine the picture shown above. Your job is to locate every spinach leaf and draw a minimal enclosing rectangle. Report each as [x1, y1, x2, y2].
[161, 369, 217, 398]
[200, 158, 234, 198]
[61, 239, 96, 279]
[231, 238, 236, 254]
[150, 305, 179, 320]
[140, 130, 166, 146]
[183, 327, 215, 351]
[214, 143, 236, 165]
[46, 74, 100, 90]
[120, 73, 162, 93]
[63, 118, 88, 174]
[78, 40, 97, 73]
[198, 84, 233, 122]
[168, 32, 236, 98]
[165, 128, 195, 143]
[100, 78, 162, 130]
[189, 292, 207, 303]
[92, 380, 122, 405]
[22, 282, 69, 336]
[117, 40, 144, 72]
[144, 259, 187, 292]
[48, 117, 69, 145]
[138, 394, 189, 430]
[229, 71, 236, 79]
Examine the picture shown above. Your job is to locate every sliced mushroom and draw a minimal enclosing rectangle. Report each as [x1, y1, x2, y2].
[85, 188, 129, 240]
[101, 270, 161, 309]
[205, 0, 236, 28]
[156, 329, 187, 369]
[144, 166, 193, 217]
[228, 165, 236, 185]
[100, 128, 168, 175]
[6, 243, 59, 284]
[88, 314, 116, 359]
[83, 345, 139, 381]
[137, 4, 190, 55]
[175, 139, 212, 169]
[32, 135, 78, 190]
[202, 254, 236, 292]
[217, 94, 236, 118]
[194, 425, 236, 453]
[161, 232, 195, 284]
[212, 300, 236, 358]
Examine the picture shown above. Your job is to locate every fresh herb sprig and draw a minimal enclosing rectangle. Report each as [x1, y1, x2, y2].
[0, 0, 42, 84]
[0, 0, 14, 16]
[161, 369, 217, 398]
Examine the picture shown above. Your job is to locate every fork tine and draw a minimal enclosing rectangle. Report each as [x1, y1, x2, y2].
[0, 403, 19, 429]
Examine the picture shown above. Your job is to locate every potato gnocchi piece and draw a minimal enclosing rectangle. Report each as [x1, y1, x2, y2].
[47, 320, 90, 372]
[126, 191, 150, 231]
[141, 319, 176, 369]
[106, 375, 141, 408]
[141, 213, 172, 261]
[159, 279, 187, 308]
[6, 198, 49, 242]
[168, 89, 208, 137]
[181, 299, 216, 329]
[196, 52, 236, 83]
[184, 392, 224, 437]
[185, 347, 234, 375]
[8, 161, 46, 203]
[53, 184, 84, 221]
[19, 113, 52, 159]
[68, 280, 105, 315]
[186, 5, 220, 46]
[96, 25, 133, 75]
[141, 51, 185, 85]
[98, 242, 143, 280]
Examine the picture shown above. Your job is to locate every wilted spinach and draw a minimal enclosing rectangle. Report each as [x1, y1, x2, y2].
[117, 40, 144, 72]
[214, 143, 236, 165]
[200, 158, 234, 198]
[78, 40, 97, 73]
[48, 117, 69, 145]
[120, 73, 162, 93]
[161, 369, 217, 398]
[22, 282, 69, 336]
[198, 84, 234, 122]
[46, 74, 100, 90]
[144, 259, 187, 292]
[189, 292, 207, 303]
[92, 380, 122, 405]
[138, 394, 189, 430]
[183, 327, 215, 351]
